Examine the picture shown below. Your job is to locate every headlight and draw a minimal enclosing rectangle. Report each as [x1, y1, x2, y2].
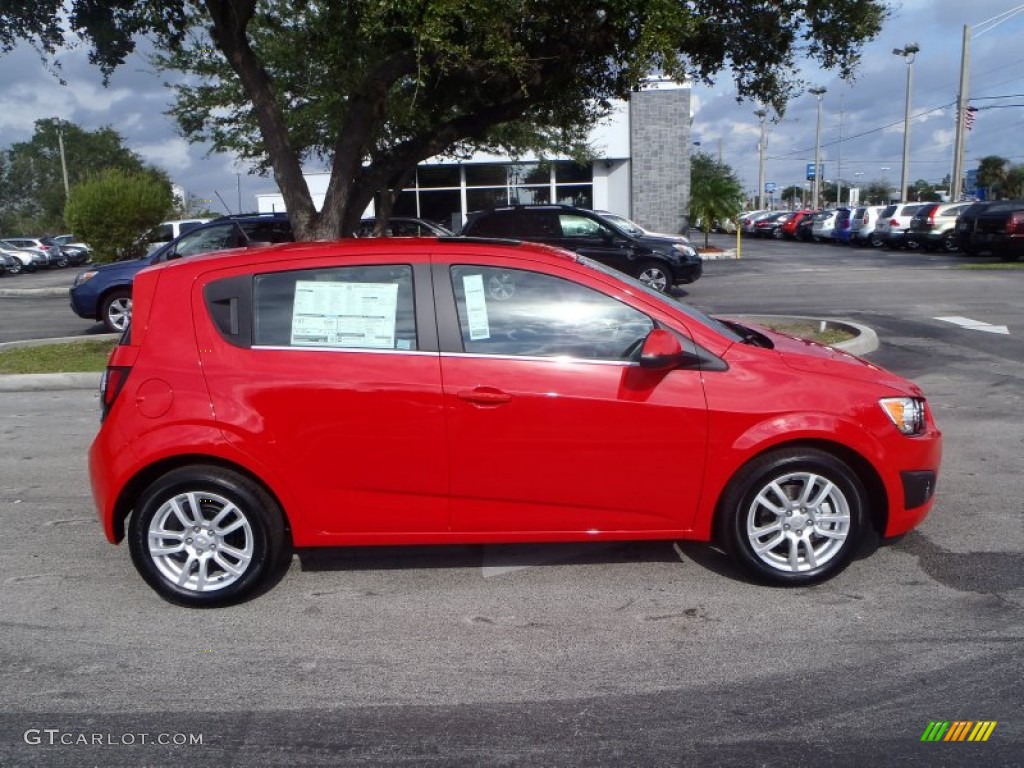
[74, 270, 98, 287]
[879, 397, 926, 435]
[672, 243, 697, 258]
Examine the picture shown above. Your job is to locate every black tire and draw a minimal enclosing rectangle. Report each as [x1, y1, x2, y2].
[940, 233, 959, 253]
[5, 261, 21, 275]
[100, 289, 132, 333]
[128, 466, 286, 607]
[634, 261, 672, 292]
[717, 447, 865, 586]
[55, 252, 69, 268]
[771, 227, 784, 240]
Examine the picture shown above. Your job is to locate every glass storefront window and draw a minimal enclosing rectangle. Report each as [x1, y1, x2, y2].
[416, 165, 461, 189]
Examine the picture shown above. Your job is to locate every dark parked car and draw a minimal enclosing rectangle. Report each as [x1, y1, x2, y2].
[957, 200, 1024, 260]
[460, 204, 701, 292]
[354, 217, 453, 237]
[90, 238, 940, 605]
[752, 212, 792, 239]
[70, 213, 292, 332]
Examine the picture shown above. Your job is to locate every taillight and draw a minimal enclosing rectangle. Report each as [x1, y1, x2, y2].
[928, 209, 937, 227]
[1007, 212, 1024, 235]
[100, 365, 132, 420]
[889, 219, 899, 227]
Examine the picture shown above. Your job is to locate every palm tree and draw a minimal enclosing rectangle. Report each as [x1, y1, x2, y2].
[976, 156, 1009, 200]
[1003, 165, 1024, 200]
[689, 152, 744, 249]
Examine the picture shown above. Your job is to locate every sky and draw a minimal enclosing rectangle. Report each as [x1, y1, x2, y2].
[0, 0, 1021, 212]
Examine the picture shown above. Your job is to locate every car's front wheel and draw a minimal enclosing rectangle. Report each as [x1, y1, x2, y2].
[100, 289, 132, 333]
[717, 447, 865, 585]
[634, 261, 671, 292]
[128, 466, 286, 607]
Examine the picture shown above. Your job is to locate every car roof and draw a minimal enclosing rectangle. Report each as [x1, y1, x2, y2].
[146, 237, 580, 278]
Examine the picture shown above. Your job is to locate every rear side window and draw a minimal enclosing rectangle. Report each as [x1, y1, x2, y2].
[253, 265, 417, 350]
[240, 219, 293, 244]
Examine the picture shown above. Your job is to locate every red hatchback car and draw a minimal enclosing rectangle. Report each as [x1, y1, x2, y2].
[90, 238, 941, 606]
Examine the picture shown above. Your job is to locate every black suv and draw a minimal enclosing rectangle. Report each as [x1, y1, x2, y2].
[459, 205, 701, 291]
[955, 200, 1024, 261]
[70, 213, 293, 332]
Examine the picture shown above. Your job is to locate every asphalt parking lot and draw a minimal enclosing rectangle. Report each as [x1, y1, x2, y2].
[1, 237, 1022, 766]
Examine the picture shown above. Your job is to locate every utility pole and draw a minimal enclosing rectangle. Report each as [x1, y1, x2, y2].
[809, 87, 826, 209]
[755, 110, 767, 210]
[56, 122, 70, 200]
[836, 93, 844, 207]
[951, 26, 970, 200]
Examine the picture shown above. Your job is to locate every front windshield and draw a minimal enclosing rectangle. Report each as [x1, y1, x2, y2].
[575, 255, 742, 342]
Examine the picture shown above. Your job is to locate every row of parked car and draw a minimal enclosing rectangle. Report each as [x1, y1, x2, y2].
[739, 200, 1024, 259]
[0, 235, 91, 276]
[70, 206, 704, 332]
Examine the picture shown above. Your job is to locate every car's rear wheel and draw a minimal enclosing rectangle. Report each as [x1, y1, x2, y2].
[100, 289, 132, 333]
[129, 466, 286, 607]
[5, 260, 21, 275]
[868, 233, 883, 248]
[634, 261, 671, 292]
[55, 251, 68, 268]
[941, 233, 959, 253]
[717, 447, 865, 585]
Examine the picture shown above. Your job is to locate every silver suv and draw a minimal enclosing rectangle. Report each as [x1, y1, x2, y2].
[907, 203, 973, 252]
[876, 204, 924, 249]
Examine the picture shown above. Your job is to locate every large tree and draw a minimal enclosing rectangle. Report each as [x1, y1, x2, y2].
[2, 1, 889, 239]
[0, 119, 162, 235]
[976, 155, 1009, 200]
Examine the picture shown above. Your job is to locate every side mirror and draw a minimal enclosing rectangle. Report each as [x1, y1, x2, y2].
[639, 329, 685, 370]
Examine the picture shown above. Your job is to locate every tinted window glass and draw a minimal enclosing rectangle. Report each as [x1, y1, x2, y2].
[450, 265, 653, 360]
[559, 214, 614, 238]
[254, 265, 416, 350]
[173, 223, 240, 258]
[240, 219, 293, 244]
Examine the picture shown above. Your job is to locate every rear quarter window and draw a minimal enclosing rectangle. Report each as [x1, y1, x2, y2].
[253, 264, 417, 350]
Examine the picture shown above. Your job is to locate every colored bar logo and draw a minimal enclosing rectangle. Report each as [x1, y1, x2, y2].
[921, 721, 997, 742]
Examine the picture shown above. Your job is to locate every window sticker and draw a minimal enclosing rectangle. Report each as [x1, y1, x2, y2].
[462, 274, 491, 340]
[291, 280, 399, 348]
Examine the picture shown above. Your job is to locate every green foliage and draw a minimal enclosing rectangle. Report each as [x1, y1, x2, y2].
[0, 118, 163, 235]
[689, 152, 743, 248]
[5, 1, 889, 239]
[64, 169, 173, 263]
[976, 156, 1008, 199]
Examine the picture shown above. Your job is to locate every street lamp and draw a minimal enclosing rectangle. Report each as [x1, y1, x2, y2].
[892, 43, 919, 203]
[754, 109, 767, 210]
[809, 87, 826, 209]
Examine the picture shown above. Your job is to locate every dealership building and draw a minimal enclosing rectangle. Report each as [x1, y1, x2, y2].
[256, 81, 692, 235]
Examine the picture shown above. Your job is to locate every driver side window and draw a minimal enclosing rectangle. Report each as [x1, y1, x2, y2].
[558, 214, 612, 239]
[450, 265, 653, 360]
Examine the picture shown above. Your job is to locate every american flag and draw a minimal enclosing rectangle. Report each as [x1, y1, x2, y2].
[964, 106, 978, 132]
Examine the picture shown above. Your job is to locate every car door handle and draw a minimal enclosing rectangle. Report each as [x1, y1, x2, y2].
[457, 388, 512, 405]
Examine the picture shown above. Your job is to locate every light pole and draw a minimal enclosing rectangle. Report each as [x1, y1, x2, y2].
[755, 109, 767, 210]
[809, 87, 826, 209]
[880, 167, 891, 203]
[892, 43, 919, 203]
[56, 120, 70, 200]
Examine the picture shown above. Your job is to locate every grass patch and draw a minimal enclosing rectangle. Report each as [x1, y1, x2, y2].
[0, 340, 117, 374]
[955, 262, 1024, 270]
[760, 321, 854, 346]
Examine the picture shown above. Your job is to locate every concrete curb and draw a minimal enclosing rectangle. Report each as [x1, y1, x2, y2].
[0, 286, 69, 297]
[0, 371, 101, 392]
[0, 318, 879, 392]
[729, 314, 879, 357]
